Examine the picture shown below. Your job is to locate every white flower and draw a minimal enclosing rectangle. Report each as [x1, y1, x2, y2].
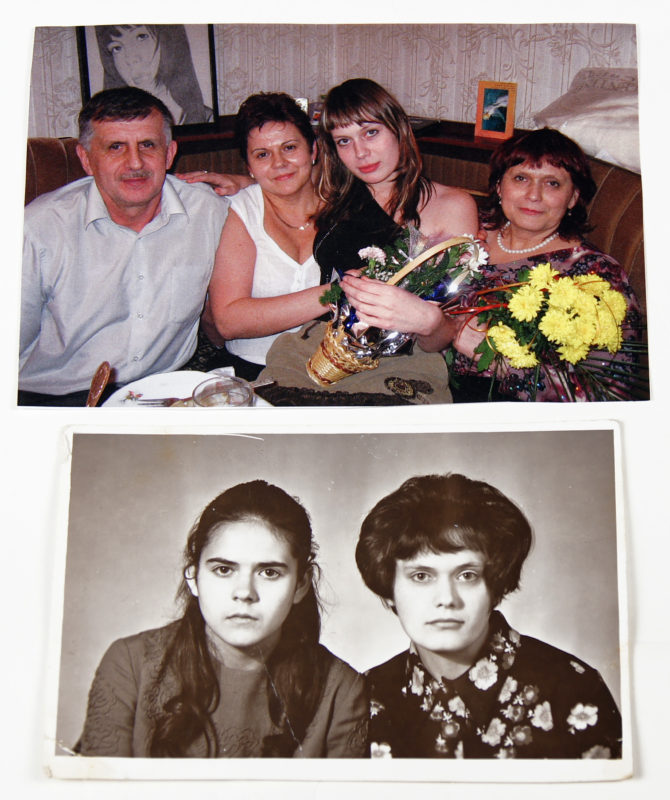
[498, 675, 518, 703]
[568, 703, 599, 731]
[481, 717, 507, 746]
[458, 237, 489, 270]
[570, 660, 586, 674]
[531, 701, 554, 731]
[370, 742, 392, 758]
[469, 657, 499, 690]
[582, 745, 612, 759]
[370, 699, 384, 718]
[358, 246, 386, 264]
[448, 695, 467, 717]
[410, 664, 425, 695]
[509, 628, 521, 645]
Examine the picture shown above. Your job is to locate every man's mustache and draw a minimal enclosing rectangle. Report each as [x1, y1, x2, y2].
[120, 171, 152, 180]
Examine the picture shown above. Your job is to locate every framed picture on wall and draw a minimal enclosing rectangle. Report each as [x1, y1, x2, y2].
[474, 80, 517, 140]
[76, 24, 219, 131]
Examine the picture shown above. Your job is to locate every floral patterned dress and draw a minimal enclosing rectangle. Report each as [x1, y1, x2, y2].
[366, 611, 622, 759]
[450, 243, 645, 401]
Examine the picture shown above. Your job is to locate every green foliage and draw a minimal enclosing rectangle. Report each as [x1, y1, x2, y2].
[474, 337, 496, 372]
[319, 282, 343, 306]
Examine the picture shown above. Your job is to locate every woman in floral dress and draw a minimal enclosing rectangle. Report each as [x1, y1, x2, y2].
[355, 473, 622, 758]
[451, 128, 644, 401]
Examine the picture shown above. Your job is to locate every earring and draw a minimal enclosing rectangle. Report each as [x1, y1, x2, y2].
[249, 173, 255, 180]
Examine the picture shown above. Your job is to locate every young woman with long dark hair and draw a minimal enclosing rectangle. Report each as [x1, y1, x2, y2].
[314, 78, 479, 354]
[77, 480, 367, 757]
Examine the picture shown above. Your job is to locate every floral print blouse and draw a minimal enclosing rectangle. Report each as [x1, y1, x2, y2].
[450, 243, 645, 401]
[366, 612, 622, 759]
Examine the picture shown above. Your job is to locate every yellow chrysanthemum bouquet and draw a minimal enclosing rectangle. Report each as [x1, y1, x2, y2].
[457, 263, 642, 400]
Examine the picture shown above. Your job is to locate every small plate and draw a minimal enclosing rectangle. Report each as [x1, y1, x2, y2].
[102, 371, 271, 407]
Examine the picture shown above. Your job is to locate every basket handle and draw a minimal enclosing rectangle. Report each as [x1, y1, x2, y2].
[386, 236, 472, 287]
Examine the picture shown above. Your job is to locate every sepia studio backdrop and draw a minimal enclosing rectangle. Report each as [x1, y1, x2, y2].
[54, 428, 622, 755]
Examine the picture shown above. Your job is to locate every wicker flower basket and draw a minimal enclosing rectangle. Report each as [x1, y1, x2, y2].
[306, 236, 471, 387]
[306, 321, 379, 386]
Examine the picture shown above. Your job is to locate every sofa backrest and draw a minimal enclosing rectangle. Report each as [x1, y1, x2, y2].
[24, 136, 646, 313]
[25, 137, 86, 206]
[421, 151, 645, 313]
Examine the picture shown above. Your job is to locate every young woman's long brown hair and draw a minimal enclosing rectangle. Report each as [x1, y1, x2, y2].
[316, 78, 432, 228]
[149, 480, 329, 757]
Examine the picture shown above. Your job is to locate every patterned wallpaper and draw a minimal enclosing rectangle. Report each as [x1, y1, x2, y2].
[28, 23, 637, 138]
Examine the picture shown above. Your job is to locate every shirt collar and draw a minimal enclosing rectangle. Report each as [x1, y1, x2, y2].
[404, 611, 521, 693]
[83, 174, 187, 231]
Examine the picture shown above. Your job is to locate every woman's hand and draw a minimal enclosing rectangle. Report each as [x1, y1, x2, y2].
[175, 171, 254, 196]
[340, 274, 458, 351]
[340, 274, 433, 334]
[452, 313, 487, 359]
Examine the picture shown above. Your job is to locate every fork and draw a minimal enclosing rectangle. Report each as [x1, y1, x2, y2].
[135, 396, 183, 406]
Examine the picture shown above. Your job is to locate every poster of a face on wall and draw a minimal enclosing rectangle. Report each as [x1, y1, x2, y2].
[78, 24, 217, 126]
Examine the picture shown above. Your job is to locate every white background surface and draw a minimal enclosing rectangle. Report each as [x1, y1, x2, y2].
[3, 1, 668, 798]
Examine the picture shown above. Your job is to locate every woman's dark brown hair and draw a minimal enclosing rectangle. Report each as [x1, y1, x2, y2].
[235, 92, 315, 165]
[316, 78, 432, 227]
[480, 127, 597, 239]
[356, 473, 533, 609]
[149, 480, 328, 757]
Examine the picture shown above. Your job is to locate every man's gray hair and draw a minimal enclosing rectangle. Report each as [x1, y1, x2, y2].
[78, 87, 174, 150]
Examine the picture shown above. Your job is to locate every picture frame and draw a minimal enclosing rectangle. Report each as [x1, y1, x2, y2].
[474, 80, 517, 140]
[76, 24, 219, 132]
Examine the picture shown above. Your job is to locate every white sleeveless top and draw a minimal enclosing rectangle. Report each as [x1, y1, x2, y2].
[225, 184, 320, 365]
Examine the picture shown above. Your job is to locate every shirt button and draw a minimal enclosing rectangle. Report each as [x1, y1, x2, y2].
[138, 274, 144, 280]
[137, 312, 144, 319]
[132, 356, 140, 362]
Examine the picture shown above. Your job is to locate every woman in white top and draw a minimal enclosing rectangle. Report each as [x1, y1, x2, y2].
[198, 93, 330, 380]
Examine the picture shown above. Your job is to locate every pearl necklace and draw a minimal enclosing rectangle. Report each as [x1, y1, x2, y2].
[496, 221, 560, 255]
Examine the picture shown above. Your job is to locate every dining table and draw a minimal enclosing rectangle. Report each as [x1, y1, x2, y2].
[100, 366, 418, 407]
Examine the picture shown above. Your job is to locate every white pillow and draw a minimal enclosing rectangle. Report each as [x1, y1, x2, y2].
[533, 68, 640, 173]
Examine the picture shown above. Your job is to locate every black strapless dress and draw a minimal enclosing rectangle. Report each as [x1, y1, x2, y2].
[313, 181, 403, 284]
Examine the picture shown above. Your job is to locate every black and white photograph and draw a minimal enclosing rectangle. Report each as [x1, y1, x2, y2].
[78, 24, 217, 126]
[5, 3, 669, 799]
[47, 426, 629, 782]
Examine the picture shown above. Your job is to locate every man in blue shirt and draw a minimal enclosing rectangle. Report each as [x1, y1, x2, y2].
[19, 87, 228, 405]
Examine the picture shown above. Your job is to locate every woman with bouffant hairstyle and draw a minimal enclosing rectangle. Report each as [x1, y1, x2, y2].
[356, 473, 622, 759]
